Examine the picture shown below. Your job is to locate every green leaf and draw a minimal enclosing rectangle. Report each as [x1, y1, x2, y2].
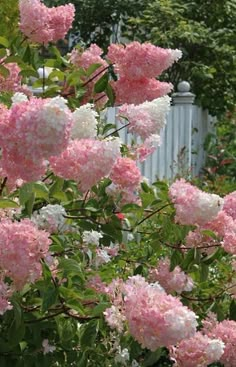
[0, 65, 10, 78]
[49, 177, 64, 197]
[94, 72, 109, 93]
[41, 285, 58, 312]
[105, 83, 115, 105]
[182, 248, 195, 270]
[57, 318, 77, 343]
[170, 250, 182, 271]
[33, 182, 49, 199]
[0, 49, 7, 58]
[0, 36, 9, 48]
[121, 203, 142, 213]
[200, 263, 209, 282]
[0, 199, 19, 208]
[58, 258, 82, 275]
[92, 302, 110, 317]
[102, 123, 116, 135]
[19, 69, 39, 78]
[19, 183, 33, 205]
[201, 229, 218, 240]
[86, 63, 102, 77]
[25, 191, 35, 217]
[4, 55, 22, 64]
[143, 349, 163, 367]
[80, 320, 98, 348]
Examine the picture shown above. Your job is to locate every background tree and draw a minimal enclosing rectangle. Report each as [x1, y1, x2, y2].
[46, 0, 236, 117]
[0, 0, 19, 39]
[124, 0, 236, 117]
[44, 0, 148, 49]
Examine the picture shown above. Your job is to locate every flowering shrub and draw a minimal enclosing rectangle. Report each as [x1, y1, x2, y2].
[0, 2, 235, 366]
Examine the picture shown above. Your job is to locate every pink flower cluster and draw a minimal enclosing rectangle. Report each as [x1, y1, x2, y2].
[108, 42, 182, 79]
[149, 257, 194, 294]
[112, 78, 172, 106]
[223, 191, 236, 220]
[19, 0, 75, 44]
[185, 201, 236, 254]
[0, 219, 51, 289]
[119, 96, 171, 140]
[107, 42, 181, 105]
[0, 96, 72, 182]
[169, 179, 224, 226]
[170, 332, 224, 367]
[103, 275, 198, 350]
[49, 138, 121, 192]
[203, 316, 236, 367]
[110, 157, 142, 191]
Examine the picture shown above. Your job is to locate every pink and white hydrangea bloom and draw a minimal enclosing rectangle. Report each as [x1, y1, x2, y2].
[119, 96, 171, 140]
[170, 332, 224, 367]
[149, 257, 194, 294]
[104, 275, 198, 350]
[169, 179, 224, 226]
[107, 42, 182, 79]
[112, 77, 173, 106]
[50, 137, 121, 192]
[0, 219, 51, 289]
[204, 319, 236, 367]
[110, 157, 142, 191]
[0, 96, 73, 182]
[19, 0, 75, 44]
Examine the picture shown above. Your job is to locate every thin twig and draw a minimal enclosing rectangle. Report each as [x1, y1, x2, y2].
[135, 204, 171, 227]
[104, 123, 130, 138]
[82, 65, 111, 87]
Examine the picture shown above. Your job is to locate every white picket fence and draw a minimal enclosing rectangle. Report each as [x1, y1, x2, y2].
[107, 81, 216, 183]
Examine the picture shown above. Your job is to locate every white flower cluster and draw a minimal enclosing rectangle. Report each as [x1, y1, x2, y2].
[196, 191, 224, 225]
[32, 204, 67, 233]
[82, 230, 103, 246]
[205, 338, 225, 362]
[71, 103, 98, 139]
[41, 96, 70, 134]
[141, 95, 171, 135]
[164, 307, 198, 342]
[11, 92, 28, 105]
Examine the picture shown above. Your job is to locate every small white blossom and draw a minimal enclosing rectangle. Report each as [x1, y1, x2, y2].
[11, 92, 28, 105]
[32, 204, 67, 233]
[42, 339, 56, 355]
[114, 348, 130, 365]
[94, 249, 111, 267]
[82, 230, 103, 246]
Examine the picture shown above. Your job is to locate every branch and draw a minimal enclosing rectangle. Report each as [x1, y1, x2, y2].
[104, 123, 130, 138]
[82, 65, 111, 87]
[135, 204, 171, 227]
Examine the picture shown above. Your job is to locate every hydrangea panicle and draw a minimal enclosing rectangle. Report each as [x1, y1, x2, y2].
[149, 257, 194, 294]
[119, 96, 171, 140]
[0, 219, 51, 289]
[169, 179, 223, 226]
[19, 0, 75, 44]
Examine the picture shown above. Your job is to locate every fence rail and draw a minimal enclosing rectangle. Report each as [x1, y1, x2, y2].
[107, 81, 215, 183]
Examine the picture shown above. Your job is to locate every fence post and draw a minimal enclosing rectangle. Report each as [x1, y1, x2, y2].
[171, 81, 195, 177]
